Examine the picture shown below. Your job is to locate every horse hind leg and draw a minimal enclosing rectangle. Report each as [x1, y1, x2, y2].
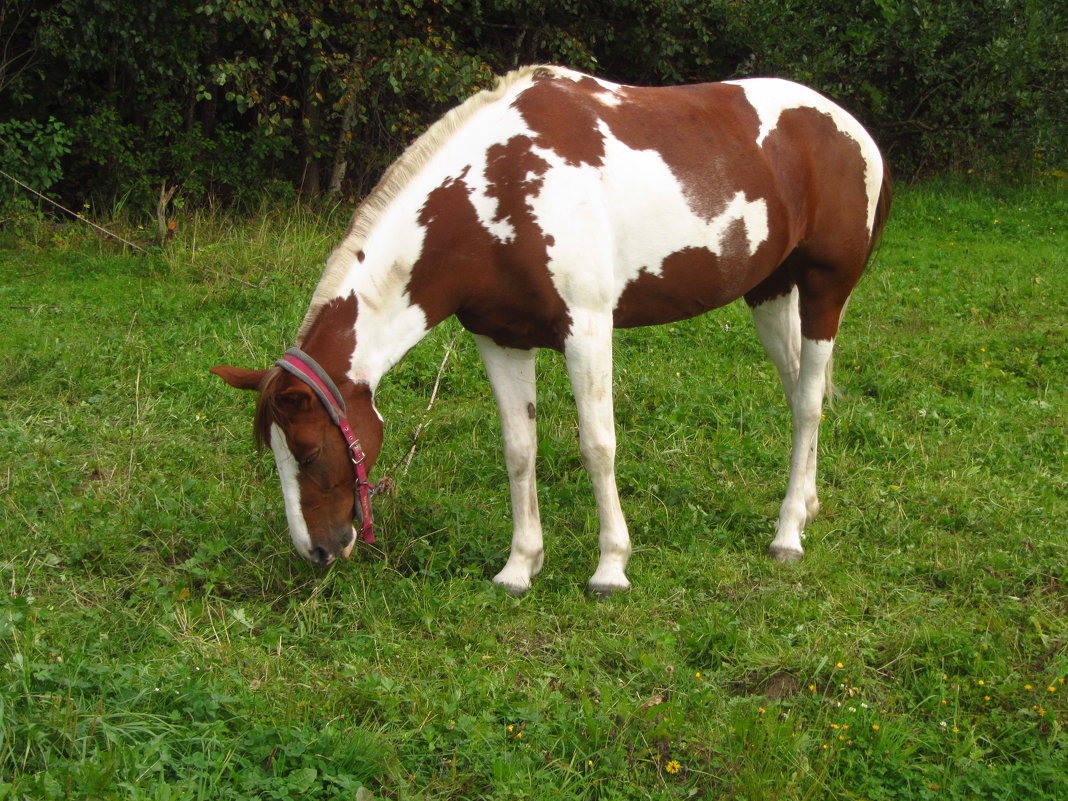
[748, 284, 822, 528]
[475, 335, 544, 595]
[747, 251, 860, 562]
[750, 283, 802, 396]
[768, 334, 835, 561]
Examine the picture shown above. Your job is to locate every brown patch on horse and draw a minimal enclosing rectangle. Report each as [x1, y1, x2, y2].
[604, 83, 766, 224]
[511, 79, 607, 168]
[740, 105, 891, 340]
[614, 247, 733, 328]
[614, 212, 782, 328]
[772, 107, 879, 341]
[484, 134, 551, 230]
[297, 293, 359, 373]
[515, 79, 768, 226]
[405, 171, 494, 328]
[407, 136, 574, 351]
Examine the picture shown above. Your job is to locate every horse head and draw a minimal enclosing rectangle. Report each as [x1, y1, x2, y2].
[210, 360, 384, 566]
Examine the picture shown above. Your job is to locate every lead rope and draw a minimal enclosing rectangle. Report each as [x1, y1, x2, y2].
[390, 329, 461, 479]
[352, 332, 457, 540]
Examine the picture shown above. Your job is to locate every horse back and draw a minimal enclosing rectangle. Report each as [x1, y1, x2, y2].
[388, 69, 886, 349]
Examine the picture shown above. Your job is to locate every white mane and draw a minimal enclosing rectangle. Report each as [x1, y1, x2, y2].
[298, 65, 565, 339]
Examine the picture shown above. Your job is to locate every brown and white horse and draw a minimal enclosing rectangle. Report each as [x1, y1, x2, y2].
[212, 66, 891, 595]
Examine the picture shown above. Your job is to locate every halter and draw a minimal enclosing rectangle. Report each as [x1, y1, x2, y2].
[275, 348, 379, 545]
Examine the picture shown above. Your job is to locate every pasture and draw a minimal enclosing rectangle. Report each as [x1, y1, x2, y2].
[1, 178, 1066, 799]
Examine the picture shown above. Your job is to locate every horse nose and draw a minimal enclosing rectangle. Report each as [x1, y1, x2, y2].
[309, 544, 334, 566]
[308, 529, 355, 566]
[339, 527, 354, 550]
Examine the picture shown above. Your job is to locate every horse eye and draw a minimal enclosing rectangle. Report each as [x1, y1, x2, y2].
[299, 450, 321, 467]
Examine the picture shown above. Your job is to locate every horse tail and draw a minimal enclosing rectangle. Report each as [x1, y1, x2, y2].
[823, 346, 840, 409]
[867, 158, 893, 264]
[826, 158, 891, 409]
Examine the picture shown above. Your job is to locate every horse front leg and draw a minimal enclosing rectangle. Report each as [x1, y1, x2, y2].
[564, 313, 632, 596]
[475, 335, 544, 595]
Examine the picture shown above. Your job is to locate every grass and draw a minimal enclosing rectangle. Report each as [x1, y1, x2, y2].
[1, 176, 1066, 799]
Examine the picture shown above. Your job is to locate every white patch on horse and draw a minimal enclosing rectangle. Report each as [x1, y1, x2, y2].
[526, 122, 769, 310]
[269, 423, 314, 559]
[462, 142, 519, 244]
[468, 173, 517, 243]
[590, 80, 624, 106]
[329, 161, 450, 385]
[726, 78, 884, 235]
[351, 285, 430, 387]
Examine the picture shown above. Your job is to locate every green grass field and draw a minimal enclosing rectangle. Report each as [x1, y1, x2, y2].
[2, 178, 1066, 800]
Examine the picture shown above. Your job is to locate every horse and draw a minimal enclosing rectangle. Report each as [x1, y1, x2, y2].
[212, 65, 891, 596]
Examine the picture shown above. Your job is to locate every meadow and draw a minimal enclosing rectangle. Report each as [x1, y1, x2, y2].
[1, 178, 1065, 799]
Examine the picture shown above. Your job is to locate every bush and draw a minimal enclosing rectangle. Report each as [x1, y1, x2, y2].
[1, 0, 1064, 212]
[728, 0, 1068, 175]
[0, 117, 72, 194]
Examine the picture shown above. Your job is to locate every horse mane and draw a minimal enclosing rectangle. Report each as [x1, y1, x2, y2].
[298, 65, 563, 340]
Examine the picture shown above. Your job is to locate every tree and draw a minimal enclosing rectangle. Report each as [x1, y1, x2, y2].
[1, 0, 1064, 213]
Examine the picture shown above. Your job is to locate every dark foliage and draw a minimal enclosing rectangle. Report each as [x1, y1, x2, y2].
[1, 0, 1065, 212]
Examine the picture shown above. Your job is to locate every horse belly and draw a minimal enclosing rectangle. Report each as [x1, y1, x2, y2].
[611, 242, 784, 328]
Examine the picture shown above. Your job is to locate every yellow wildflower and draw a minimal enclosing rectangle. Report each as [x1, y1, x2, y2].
[665, 760, 681, 774]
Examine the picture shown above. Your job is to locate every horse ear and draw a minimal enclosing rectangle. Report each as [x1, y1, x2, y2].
[210, 365, 268, 391]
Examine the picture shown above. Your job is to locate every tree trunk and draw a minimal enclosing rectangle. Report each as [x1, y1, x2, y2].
[299, 56, 322, 200]
[327, 101, 357, 197]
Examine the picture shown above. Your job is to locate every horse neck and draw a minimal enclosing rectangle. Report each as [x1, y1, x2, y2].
[301, 215, 451, 392]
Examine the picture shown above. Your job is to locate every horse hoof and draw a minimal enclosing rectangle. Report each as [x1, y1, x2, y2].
[586, 581, 630, 599]
[769, 545, 804, 563]
[492, 575, 531, 596]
